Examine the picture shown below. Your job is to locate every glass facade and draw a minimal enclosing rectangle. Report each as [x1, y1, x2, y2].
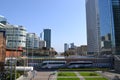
[86, 0, 100, 54]
[98, 0, 113, 54]
[86, 0, 120, 55]
[112, 0, 120, 55]
[44, 29, 51, 49]
[98, 0, 120, 55]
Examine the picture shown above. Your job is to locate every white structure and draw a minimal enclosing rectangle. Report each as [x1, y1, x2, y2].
[39, 40, 46, 48]
[0, 15, 7, 24]
[5, 24, 26, 49]
[26, 33, 40, 49]
[0, 23, 5, 28]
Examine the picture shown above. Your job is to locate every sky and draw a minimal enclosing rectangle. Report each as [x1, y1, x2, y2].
[0, 0, 87, 52]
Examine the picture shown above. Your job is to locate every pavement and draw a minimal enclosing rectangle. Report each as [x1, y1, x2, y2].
[19, 71, 120, 80]
[96, 71, 120, 80]
[33, 71, 57, 80]
[75, 72, 85, 80]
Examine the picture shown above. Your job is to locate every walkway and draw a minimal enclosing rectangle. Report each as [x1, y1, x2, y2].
[96, 71, 120, 80]
[74, 72, 85, 80]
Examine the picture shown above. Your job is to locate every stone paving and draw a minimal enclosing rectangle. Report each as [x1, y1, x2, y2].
[19, 71, 120, 80]
[96, 71, 120, 80]
[74, 72, 85, 80]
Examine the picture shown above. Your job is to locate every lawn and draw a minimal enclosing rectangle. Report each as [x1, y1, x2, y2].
[58, 72, 76, 76]
[85, 78, 108, 80]
[57, 78, 80, 80]
[79, 72, 100, 76]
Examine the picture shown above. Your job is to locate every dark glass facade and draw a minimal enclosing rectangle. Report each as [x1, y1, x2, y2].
[112, 0, 120, 55]
[44, 29, 51, 49]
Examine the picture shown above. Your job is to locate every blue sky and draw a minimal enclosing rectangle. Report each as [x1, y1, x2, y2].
[0, 0, 87, 52]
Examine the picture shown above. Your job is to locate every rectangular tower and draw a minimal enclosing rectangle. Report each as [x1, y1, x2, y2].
[44, 29, 51, 49]
[86, 0, 100, 55]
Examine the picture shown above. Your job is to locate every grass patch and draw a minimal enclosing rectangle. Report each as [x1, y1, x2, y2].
[58, 72, 76, 76]
[79, 72, 100, 76]
[85, 78, 108, 80]
[57, 78, 80, 80]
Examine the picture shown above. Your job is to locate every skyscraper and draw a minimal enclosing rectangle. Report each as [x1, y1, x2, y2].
[64, 43, 69, 52]
[86, 0, 100, 54]
[111, 0, 120, 55]
[86, 0, 120, 55]
[44, 29, 51, 49]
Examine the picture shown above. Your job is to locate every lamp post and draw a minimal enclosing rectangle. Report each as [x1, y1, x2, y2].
[10, 28, 14, 80]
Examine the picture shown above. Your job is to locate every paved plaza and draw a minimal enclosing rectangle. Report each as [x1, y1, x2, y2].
[19, 71, 120, 80]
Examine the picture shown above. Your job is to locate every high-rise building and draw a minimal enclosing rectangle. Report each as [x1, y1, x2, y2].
[44, 29, 51, 49]
[86, 0, 120, 55]
[26, 33, 40, 49]
[64, 43, 69, 52]
[111, 0, 120, 55]
[86, 0, 100, 55]
[5, 25, 26, 49]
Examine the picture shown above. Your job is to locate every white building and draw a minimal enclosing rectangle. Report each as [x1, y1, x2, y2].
[39, 40, 46, 48]
[26, 33, 40, 49]
[0, 15, 7, 25]
[5, 24, 26, 49]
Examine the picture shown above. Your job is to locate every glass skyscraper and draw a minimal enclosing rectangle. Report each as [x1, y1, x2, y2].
[86, 0, 100, 55]
[44, 29, 51, 49]
[111, 0, 120, 55]
[86, 0, 120, 55]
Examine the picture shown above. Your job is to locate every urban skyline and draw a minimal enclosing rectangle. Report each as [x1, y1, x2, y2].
[0, 0, 120, 80]
[0, 0, 86, 52]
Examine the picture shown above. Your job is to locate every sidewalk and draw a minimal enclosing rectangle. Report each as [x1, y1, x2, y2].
[96, 71, 120, 80]
[17, 71, 35, 80]
[74, 72, 85, 80]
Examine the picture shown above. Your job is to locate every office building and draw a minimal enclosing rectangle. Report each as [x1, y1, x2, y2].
[86, 0, 100, 55]
[76, 45, 87, 56]
[39, 40, 46, 48]
[0, 15, 7, 25]
[111, 0, 120, 55]
[44, 29, 51, 49]
[70, 43, 75, 49]
[26, 33, 40, 49]
[5, 24, 26, 49]
[86, 0, 120, 55]
[64, 43, 69, 52]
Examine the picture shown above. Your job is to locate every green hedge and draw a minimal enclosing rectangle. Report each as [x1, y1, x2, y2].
[79, 72, 100, 76]
[85, 78, 108, 80]
[58, 68, 110, 71]
[58, 72, 76, 76]
[57, 78, 80, 80]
